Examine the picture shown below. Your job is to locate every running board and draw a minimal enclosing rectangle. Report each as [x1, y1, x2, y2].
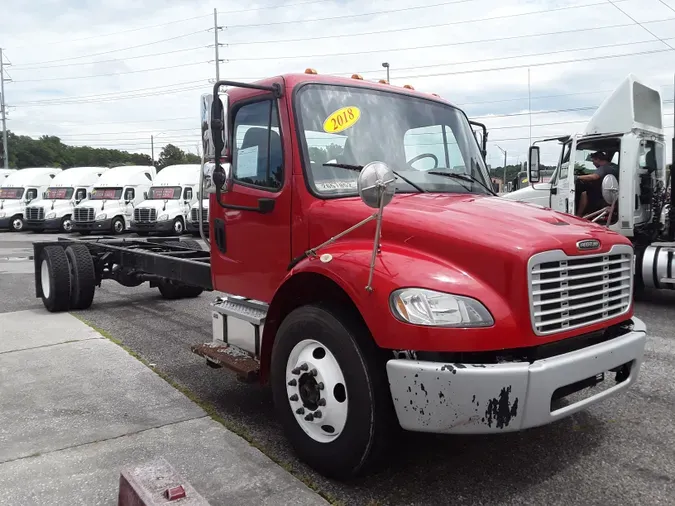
[191, 343, 260, 383]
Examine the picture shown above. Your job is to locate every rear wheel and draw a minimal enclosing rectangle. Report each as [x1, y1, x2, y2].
[39, 246, 71, 312]
[157, 280, 203, 299]
[270, 304, 393, 480]
[65, 244, 96, 310]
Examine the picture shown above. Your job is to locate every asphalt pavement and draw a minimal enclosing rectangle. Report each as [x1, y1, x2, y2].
[2, 231, 674, 506]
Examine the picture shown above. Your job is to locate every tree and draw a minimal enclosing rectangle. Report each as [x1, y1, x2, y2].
[156, 143, 200, 170]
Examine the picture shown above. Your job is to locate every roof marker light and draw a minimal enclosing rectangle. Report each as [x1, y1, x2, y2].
[403, 84, 415, 90]
[305, 68, 317, 74]
[378, 79, 388, 84]
[351, 74, 363, 80]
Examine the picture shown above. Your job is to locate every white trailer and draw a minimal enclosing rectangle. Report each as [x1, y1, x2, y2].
[72, 165, 156, 235]
[0, 167, 62, 231]
[504, 73, 674, 293]
[24, 166, 109, 233]
[130, 164, 201, 236]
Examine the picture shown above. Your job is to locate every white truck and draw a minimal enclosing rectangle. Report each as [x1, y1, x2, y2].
[24, 166, 109, 233]
[0, 169, 14, 180]
[130, 163, 201, 236]
[0, 167, 62, 232]
[504, 73, 674, 293]
[72, 165, 156, 235]
[186, 198, 209, 237]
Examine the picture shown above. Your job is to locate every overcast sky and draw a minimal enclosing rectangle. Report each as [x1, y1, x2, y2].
[1, 0, 675, 166]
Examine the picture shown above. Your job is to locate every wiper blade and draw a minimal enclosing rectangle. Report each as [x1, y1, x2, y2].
[427, 171, 496, 195]
[322, 162, 426, 193]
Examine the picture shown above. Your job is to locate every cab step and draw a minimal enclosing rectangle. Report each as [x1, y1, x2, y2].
[191, 342, 260, 383]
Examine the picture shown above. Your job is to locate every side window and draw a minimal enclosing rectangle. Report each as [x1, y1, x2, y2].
[184, 188, 193, 200]
[124, 188, 135, 201]
[232, 99, 283, 190]
[25, 189, 37, 201]
[75, 188, 87, 202]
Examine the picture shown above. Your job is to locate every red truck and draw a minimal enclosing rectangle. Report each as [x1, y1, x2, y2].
[35, 70, 647, 480]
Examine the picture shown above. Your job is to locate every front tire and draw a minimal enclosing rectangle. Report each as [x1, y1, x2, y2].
[171, 217, 184, 236]
[111, 216, 125, 235]
[10, 215, 24, 232]
[61, 215, 73, 233]
[270, 304, 393, 480]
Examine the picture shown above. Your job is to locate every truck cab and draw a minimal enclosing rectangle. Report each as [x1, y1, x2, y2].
[130, 164, 200, 236]
[194, 71, 647, 479]
[72, 165, 156, 235]
[24, 166, 109, 233]
[504, 74, 666, 237]
[0, 167, 62, 232]
[187, 197, 209, 237]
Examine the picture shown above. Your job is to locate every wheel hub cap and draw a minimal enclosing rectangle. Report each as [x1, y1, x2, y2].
[285, 339, 348, 443]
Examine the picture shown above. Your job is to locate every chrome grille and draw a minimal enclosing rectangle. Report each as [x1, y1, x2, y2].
[74, 207, 95, 222]
[528, 244, 633, 335]
[190, 207, 208, 222]
[134, 208, 156, 223]
[26, 207, 44, 221]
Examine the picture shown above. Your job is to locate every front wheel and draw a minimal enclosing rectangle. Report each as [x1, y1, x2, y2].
[61, 215, 74, 233]
[10, 215, 24, 232]
[270, 304, 393, 480]
[171, 217, 184, 236]
[111, 216, 125, 235]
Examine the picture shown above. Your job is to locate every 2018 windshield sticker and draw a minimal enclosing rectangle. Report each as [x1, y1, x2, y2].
[323, 106, 361, 133]
[315, 180, 357, 191]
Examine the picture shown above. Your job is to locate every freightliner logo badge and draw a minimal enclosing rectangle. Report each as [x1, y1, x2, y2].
[577, 239, 600, 251]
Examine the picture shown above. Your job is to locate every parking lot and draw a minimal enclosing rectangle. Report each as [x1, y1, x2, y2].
[2, 229, 674, 506]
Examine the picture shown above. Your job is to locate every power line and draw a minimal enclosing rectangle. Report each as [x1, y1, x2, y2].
[227, 34, 672, 62]
[226, 0, 479, 29]
[13, 29, 207, 67]
[226, 0, 630, 30]
[12, 46, 209, 71]
[606, 0, 675, 50]
[657, 0, 675, 14]
[6, 15, 212, 50]
[56, 127, 199, 137]
[12, 61, 210, 83]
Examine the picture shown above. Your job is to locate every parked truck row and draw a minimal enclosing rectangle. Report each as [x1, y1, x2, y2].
[31, 69, 649, 481]
[0, 163, 210, 236]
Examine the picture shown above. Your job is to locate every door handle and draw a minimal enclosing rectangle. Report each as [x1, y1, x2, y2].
[214, 218, 226, 253]
[551, 187, 557, 195]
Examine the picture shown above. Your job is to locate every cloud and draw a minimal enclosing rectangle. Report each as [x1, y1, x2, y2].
[1, 0, 674, 165]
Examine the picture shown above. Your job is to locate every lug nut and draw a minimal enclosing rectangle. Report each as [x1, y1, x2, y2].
[313, 410, 322, 419]
[310, 368, 318, 377]
[289, 394, 299, 401]
[318, 398, 326, 406]
[318, 382, 324, 390]
[288, 379, 297, 386]
[300, 363, 309, 371]
[304, 413, 314, 421]
[291, 367, 301, 375]
[296, 407, 305, 415]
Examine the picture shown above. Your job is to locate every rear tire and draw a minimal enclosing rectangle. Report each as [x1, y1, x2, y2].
[65, 244, 96, 310]
[270, 304, 393, 480]
[39, 246, 71, 312]
[157, 280, 203, 299]
[179, 239, 202, 251]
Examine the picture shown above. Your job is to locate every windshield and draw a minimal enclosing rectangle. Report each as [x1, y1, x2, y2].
[295, 83, 492, 197]
[46, 187, 74, 200]
[90, 187, 122, 200]
[148, 186, 181, 200]
[0, 187, 24, 200]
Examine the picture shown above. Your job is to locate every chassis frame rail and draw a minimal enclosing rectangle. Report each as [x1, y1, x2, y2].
[33, 236, 212, 299]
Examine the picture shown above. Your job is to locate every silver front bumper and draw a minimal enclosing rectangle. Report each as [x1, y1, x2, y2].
[386, 318, 647, 434]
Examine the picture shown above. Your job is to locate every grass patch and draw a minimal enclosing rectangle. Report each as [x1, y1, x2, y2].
[72, 313, 342, 505]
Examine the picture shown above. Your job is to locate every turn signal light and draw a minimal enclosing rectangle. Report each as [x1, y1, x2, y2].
[351, 74, 363, 80]
[305, 68, 317, 74]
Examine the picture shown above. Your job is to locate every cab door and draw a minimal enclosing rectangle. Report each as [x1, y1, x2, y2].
[209, 92, 292, 304]
[550, 137, 577, 215]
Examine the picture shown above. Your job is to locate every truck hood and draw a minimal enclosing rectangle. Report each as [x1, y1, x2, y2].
[29, 200, 73, 211]
[78, 201, 123, 211]
[501, 183, 551, 202]
[136, 200, 179, 212]
[0, 200, 25, 213]
[308, 193, 631, 306]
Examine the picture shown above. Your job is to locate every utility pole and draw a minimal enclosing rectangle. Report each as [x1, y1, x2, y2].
[151, 135, 154, 162]
[528, 68, 532, 146]
[497, 145, 507, 192]
[213, 8, 223, 81]
[0, 48, 10, 170]
[670, 71, 675, 240]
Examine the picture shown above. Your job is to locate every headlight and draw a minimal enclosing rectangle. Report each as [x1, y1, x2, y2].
[95, 213, 107, 221]
[158, 213, 169, 221]
[46, 212, 56, 219]
[390, 288, 494, 327]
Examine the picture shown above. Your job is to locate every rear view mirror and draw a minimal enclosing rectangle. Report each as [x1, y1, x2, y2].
[201, 92, 228, 163]
[528, 146, 541, 183]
